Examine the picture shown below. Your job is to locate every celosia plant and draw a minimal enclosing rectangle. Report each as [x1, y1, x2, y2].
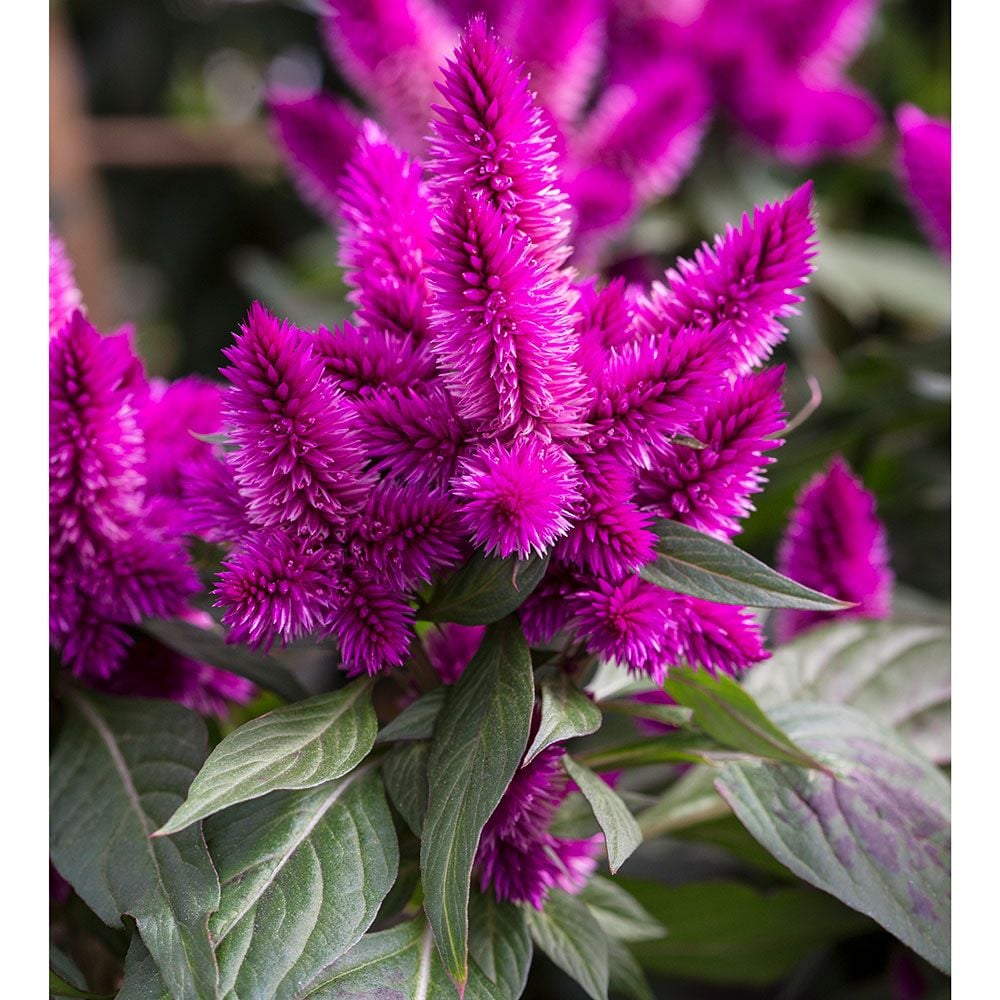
[49, 16, 951, 1000]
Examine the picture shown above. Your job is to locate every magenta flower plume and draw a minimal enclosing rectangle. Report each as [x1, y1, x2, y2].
[518, 560, 582, 646]
[338, 122, 436, 341]
[268, 90, 361, 223]
[354, 384, 467, 492]
[180, 453, 253, 544]
[216, 528, 336, 650]
[50, 313, 199, 678]
[102, 611, 254, 718]
[222, 302, 372, 533]
[50, 230, 82, 336]
[453, 438, 582, 559]
[570, 574, 679, 682]
[430, 189, 589, 441]
[329, 571, 414, 675]
[429, 15, 572, 264]
[586, 325, 730, 470]
[667, 596, 767, 677]
[349, 482, 463, 588]
[776, 456, 892, 642]
[575, 277, 638, 377]
[322, 0, 452, 153]
[425, 623, 485, 685]
[555, 457, 656, 581]
[139, 376, 223, 502]
[637, 366, 787, 539]
[897, 104, 951, 256]
[638, 183, 817, 372]
[476, 744, 600, 909]
[312, 322, 435, 397]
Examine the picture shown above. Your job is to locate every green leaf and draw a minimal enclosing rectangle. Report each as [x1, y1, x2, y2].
[524, 674, 602, 764]
[49, 691, 219, 1000]
[303, 914, 529, 999]
[562, 757, 641, 874]
[663, 666, 827, 770]
[375, 687, 447, 744]
[716, 703, 951, 973]
[636, 766, 730, 839]
[527, 888, 610, 1000]
[421, 551, 549, 625]
[206, 766, 398, 998]
[601, 698, 694, 729]
[578, 877, 665, 943]
[49, 945, 88, 994]
[577, 733, 719, 770]
[467, 892, 533, 1000]
[115, 936, 169, 1000]
[641, 521, 850, 610]
[623, 878, 871, 985]
[158, 679, 376, 834]
[47, 971, 109, 999]
[421, 618, 535, 988]
[383, 739, 431, 836]
[142, 617, 308, 702]
[606, 938, 654, 1000]
[743, 620, 951, 763]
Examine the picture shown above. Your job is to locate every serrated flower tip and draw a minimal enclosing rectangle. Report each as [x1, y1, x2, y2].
[329, 572, 415, 675]
[897, 104, 951, 256]
[429, 15, 573, 264]
[453, 438, 583, 559]
[50, 230, 83, 336]
[222, 302, 372, 533]
[668, 595, 768, 676]
[776, 456, 892, 641]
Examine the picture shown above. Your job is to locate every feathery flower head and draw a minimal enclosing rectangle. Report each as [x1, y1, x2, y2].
[897, 104, 951, 256]
[776, 456, 892, 641]
[429, 15, 572, 264]
[518, 560, 583, 647]
[575, 277, 638, 377]
[637, 365, 787, 539]
[476, 744, 600, 909]
[430, 187, 589, 441]
[216, 528, 337, 651]
[268, 89, 361, 223]
[555, 456, 657, 581]
[348, 482, 463, 588]
[222, 302, 372, 533]
[179, 452, 253, 544]
[667, 595, 767, 676]
[338, 121, 436, 341]
[453, 438, 582, 559]
[329, 571, 415, 675]
[425, 622, 485, 685]
[50, 230, 82, 336]
[570, 574, 679, 682]
[312, 322, 436, 396]
[354, 384, 467, 492]
[323, 0, 453, 153]
[637, 183, 816, 372]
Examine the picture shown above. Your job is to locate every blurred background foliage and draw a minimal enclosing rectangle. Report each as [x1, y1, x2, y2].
[49, 4, 950, 991]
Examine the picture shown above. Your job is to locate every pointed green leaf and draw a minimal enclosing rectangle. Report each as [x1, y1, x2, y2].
[376, 687, 447, 744]
[743, 620, 951, 763]
[206, 766, 398, 998]
[578, 877, 665, 943]
[115, 936, 170, 1000]
[562, 757, 641, 873]
[717, 703, 950, 973]
[49, 691, 219, 1000]
[467, 892, 533, 1000]
[158, 679, 376, 834]
[422, 552, 549, 625]
[606, 938, 654, 1000]
[383, 739, 431, 836]
[421, 618, 535, 987]
[641, 520, 850, 610]
[524, 674, 602, 764]
[527, 888, 609, 1000]
[142, 617, 308, 702]
[663, 666, 827, 770]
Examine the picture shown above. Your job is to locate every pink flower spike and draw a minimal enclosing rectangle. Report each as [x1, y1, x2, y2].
[338, 122, 436, 341]
[667, 595, 768, 676]
[638, 182, 817, 371]
[50, 229, 83, 336]
[329, 572, 415, 676]
[268, 89, 361, 223]
[897, 104, 951, 256]
[222, 302, 372, 534]
[453, 438, 583, 560]
[429, 15, 573, 265]
[776, 456, 893, 642]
